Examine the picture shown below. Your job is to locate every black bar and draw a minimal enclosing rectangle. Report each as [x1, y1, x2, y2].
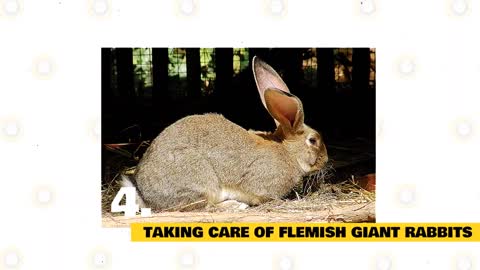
[116, 48, 135, 103]
[316, 48, 335, 95]
[152, 48, 169, 104]
[352, 48, 370, 93]
[186, 48, 201, 98]
[215, 48, 233, 96]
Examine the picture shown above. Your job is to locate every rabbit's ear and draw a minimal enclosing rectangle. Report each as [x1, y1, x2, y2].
[264, 88, 304, 132]
[253, 56, 291, 110]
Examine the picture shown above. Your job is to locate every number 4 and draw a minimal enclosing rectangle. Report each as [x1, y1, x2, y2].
[111, 187, 140, 217]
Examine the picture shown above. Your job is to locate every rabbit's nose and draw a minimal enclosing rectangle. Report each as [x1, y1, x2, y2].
[317, 156, 328, 169]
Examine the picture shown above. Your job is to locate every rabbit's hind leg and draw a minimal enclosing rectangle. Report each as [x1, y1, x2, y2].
[159, 190, 209, 212]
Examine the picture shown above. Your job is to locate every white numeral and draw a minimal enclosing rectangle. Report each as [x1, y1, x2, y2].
[111, 187, 139, 217]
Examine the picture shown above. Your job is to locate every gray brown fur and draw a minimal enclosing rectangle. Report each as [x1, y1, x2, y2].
[127, 57, 328, 210]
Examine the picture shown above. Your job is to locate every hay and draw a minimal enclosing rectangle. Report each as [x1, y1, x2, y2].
[250, 181, 374, 214]
[101, 173, 121, 216]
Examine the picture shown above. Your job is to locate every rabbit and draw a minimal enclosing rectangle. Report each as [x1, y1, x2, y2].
[122, 56, 328, 211]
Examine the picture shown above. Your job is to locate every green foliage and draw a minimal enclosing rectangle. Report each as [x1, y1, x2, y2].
[233, 48, 249, 74]
[132, 48, 153, 92]
[168, 48, 187, 78]
[200, 48, 215, 95]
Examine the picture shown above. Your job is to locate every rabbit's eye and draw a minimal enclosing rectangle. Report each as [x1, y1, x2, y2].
[308, 138, 317, 145]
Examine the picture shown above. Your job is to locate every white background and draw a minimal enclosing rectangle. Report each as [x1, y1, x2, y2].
[1, 0, 479, 269]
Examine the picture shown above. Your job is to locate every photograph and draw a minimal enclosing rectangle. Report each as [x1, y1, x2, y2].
[101, 48, 376, 227]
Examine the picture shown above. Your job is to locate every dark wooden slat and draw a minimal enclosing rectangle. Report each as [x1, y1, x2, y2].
[152, 48, 169, 105]
[316, 48, 335, 95]
[352, 48, 370, 93]
[352, 48, 375, 137]
[215, 48, 233, 96]
[116, 48, 135, 103]
[186, 48, 201, 98]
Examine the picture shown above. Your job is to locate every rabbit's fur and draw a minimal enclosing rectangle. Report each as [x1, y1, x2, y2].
[124, 57, 328, 211]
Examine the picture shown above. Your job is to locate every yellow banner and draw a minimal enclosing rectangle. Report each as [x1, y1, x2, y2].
[131, 223, 480, 242]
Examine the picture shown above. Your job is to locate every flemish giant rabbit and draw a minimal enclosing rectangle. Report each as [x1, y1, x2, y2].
[122, 57, 328, 211]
